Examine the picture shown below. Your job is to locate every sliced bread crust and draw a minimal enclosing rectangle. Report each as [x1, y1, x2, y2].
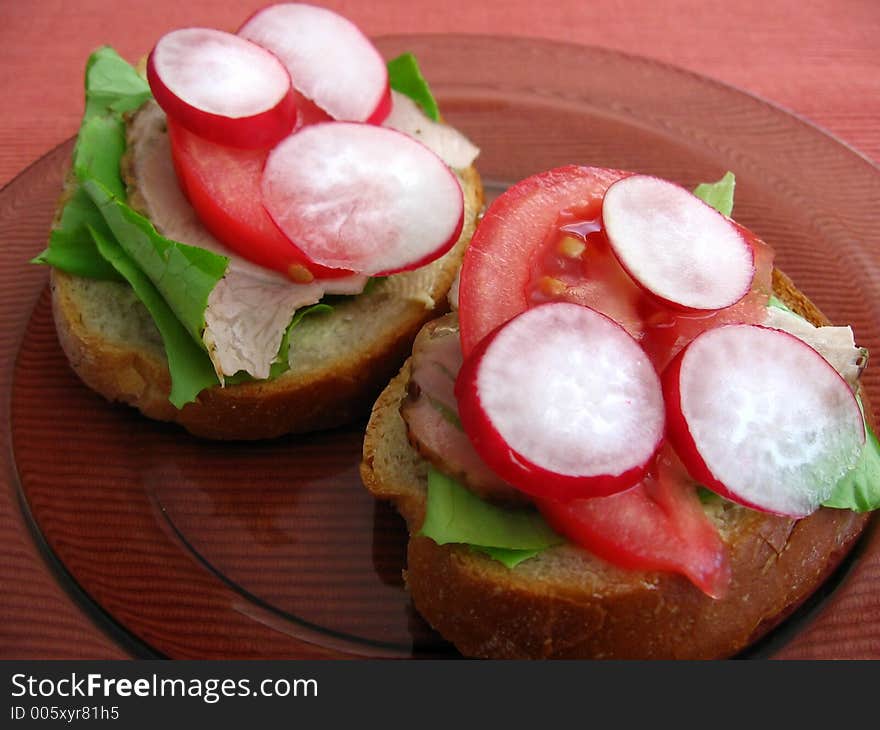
[50, 160, 483, 440]
[360, 269, 871, 659]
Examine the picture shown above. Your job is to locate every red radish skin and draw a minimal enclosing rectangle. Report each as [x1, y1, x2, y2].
[147, 28, 297, 149]
[538, 446, 731, 599]
[601, 175, 755, 312]
[168, 120, 351, 280]
[239, 3, 391, 124]
[455, 303, 665, 500]
[261, 122, 464, 276]
[365, 92, 393, 126]
[636, 218, 773, 371]
[663, 324, 865, 517]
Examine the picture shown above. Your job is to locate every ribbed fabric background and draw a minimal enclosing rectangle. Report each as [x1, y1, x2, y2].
[1, 0, 878, 187]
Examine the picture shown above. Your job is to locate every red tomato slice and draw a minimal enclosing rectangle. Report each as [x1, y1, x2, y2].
[537, 447, 731, 599]
[167, 117, 351, 280]
[458, 166, 630, 356]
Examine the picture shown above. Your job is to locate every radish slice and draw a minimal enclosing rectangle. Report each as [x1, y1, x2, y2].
[147, 28, 296, 149]
[602, 174, 754, 311]
[239, 3, 391, 124]
[261, 122, 464, 276]
[167, 119, 352, 280]
[663, 324, 865, 517]
[455, 302, 665, 500]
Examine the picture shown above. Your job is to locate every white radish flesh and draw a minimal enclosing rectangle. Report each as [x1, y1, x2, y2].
[147, 28, 296, 148]
[665, 324, 865, 517]
[455, 302, 665, 500]
[239, 3, 391, 123]
[261, 122, 464, 276]
[602, 174, 754, 310]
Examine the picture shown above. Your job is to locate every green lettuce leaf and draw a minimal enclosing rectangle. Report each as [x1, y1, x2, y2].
[387, 52, 440, 121]
[34, 114, 129, 279]
[693, 171, 736, 217]
[697, 486, 721, 504]
[33, 47, 149, 280]
[420, 467, 564, 566]
[472, 546, 544, 569]
[83, 46, 151, 121]
[88, 225, 219, 407]
[824, 409, 880, 512]
[33, 47, 227, 406]
[33, 186, 121, 280]
[767, 293, 793, 312]
[361, 275, 386, 295]
[75, 115, 128, 198]
[82, 178, 228, 348]
[270, 302, 333, 378]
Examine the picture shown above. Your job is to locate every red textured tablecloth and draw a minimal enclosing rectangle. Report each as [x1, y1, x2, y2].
[1, 0, 878, 188]
[0, 0, 878, 659]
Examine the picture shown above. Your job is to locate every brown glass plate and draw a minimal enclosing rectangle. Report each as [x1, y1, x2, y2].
[3, 35, 880, 659]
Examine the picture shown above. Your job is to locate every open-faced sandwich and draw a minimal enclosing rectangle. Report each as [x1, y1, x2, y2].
[35, 3, 482, 439]
[361, 166, 879, 659]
